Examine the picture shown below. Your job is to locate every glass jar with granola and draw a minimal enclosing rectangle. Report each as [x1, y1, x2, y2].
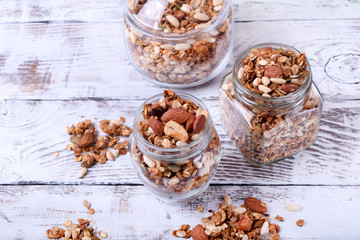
[129, 90, 221, 202]
[123, 0, 233, 88]
[220, 43, 323, 166]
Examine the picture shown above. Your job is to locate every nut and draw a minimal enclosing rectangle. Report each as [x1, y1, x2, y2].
[185, 114, 196, 132]
[161, 108, 190, 124]
[173, 10, 185, 20]
[191, 225, 208, 240]
[164, 120, 188, 141]
[245, 197, 268, 214]
[281, 83, 300, 93]
[193, 115, 206, 134]
[264, 65, 283, 78]
[148, 118, 164, 137]
[77, 167, 87, 178]
[79, 132, 95, 147]
[285, 204, 301, 212]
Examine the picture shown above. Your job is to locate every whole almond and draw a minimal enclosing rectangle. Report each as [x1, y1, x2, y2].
[191, 225, 208, 240]
[164, 120, 188, 141]
[186, 114, 196, 132]
[281, 83, 300, 93]
[78, 132, 95, 147]
[193, 115, 206, 134]
[161, 108, 189, 124]
[245, 197, 268, 214]
[264, 65, 283, 78]
[148, 118, 164, 137]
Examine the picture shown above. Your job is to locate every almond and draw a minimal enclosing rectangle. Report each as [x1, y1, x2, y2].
[281, 83, 300, 93]
[193, 115, 206, 134]
[78, 132, 95, 147]
[264, 65, 283, 78]
[148, 118, 164, 137]
[186, 114, 196, 132]
[191, 225, 208, 240]
[245, 197, 268, 214]
[237, 215, 253, 232]
[161, 108, 189, 124]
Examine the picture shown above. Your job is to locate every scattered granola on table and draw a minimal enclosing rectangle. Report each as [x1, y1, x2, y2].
[46, 218, 103, 240]
[123, 0, 233, 86]
[130, 90, 221, 201]
[66, 118, 132, 178]
[220, 44, 323, 165]
[173, 195, 281, 240]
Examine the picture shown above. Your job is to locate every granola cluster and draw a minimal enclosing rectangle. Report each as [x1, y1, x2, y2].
[124, 0, 232, 85]
[173, 195, 281, 240]
[238, 47, 310, 97]
[130, 90, 221, 197]
[66, 118, 132, 178]
[46, 201, 107, 240]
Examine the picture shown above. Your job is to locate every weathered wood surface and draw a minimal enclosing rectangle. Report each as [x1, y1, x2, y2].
[1, 0, 360, 23]
[0, 21, 360, 100]
[0, 99, 359, 185]
[1, 1, 360, 239]
[0, 185, 359, 239]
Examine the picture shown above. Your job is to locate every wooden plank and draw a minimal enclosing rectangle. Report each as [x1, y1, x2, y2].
[1, 20, 360, 100]
[0, 185, 359, 239]
[1, 0, 360, 23]
[0, 99, 359, 185]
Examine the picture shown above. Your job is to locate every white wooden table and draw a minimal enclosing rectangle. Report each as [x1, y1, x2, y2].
[1, 1, 360, 239]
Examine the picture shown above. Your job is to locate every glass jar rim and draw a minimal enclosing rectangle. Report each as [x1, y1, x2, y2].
[232, 42, 313, 109]
[132, 92, 213, 161]
[123, 0, 232, 41]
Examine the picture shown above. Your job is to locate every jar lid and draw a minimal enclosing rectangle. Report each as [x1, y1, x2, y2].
[126, 0, 226, 33]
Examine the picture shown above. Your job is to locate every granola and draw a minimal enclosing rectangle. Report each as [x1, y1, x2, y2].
[47, 218, 100, 239]
[173, 195, 281, 239]
[66, 118, 132, 178]
[130, 90, 221, 200]
[123, 0, 233, 86]
[220, 45, 323, 165]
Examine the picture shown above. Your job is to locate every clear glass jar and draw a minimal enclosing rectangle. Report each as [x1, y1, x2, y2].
[129, 92, 221, 203]
[123, 0, 233, 88]
[219, 43, 324, 166]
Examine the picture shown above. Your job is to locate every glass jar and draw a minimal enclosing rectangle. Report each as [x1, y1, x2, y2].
[123, 0, 233, 88]
[219, 43, 324, 166]
[129, 92, 222, 203]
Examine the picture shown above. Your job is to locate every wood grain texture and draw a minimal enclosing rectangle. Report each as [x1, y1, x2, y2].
[1, 20, 360, 100]
[0, 185, 359, 239]
[0, 99, 359, 185]
[1, 0, 360, 23]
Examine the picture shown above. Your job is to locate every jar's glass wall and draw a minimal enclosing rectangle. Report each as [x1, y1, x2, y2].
[122, 1, 233, 88]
